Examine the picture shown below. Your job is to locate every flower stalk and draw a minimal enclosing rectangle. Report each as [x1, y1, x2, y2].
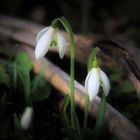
[85, 47, 110, 138]
[84, 95, 89, 128]
[94, 95, 106, 140]
[50, 17, 75, 128]
[87, 47, 100, 72]
[35, 16, 75, 128]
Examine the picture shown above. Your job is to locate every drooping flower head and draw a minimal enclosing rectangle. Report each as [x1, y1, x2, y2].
[85, 48, 110, 101]
[35, 26, 67, 59]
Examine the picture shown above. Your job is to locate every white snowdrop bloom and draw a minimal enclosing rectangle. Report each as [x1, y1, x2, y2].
[20, 107, 33, 130]
[85, 68, 110, 101]
[35, 26, 67, 59]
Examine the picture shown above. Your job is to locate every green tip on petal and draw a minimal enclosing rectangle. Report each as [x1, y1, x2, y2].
[92, 58, 99, 68]
[51, 19, 58, 28]
[92, 47, 100, 58]
[92, 47, 100, 68]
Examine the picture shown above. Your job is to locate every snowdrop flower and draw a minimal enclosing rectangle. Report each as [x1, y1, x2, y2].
[85, 67, 110, 101]
[20, 107, 33, 130]
[35, 26, 67, 59]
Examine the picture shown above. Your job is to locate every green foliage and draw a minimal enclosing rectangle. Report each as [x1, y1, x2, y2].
[72, 111, 81, 140]
[13, 113, 22, 140]
[94, 95, 106, 140]
[31, 78, 51, 102]
[84, 95, 89, 128]
[13, 62, 17, 89]
[60, 95, 70, 129]
[0, 50, 51, 140]
[110, 69, 135, 95]
[31, 64, 51, 102]
[17, 68, 31, 105]
[87, 47, 100, 72]
[119, 80, 135, 94]
[3, 51, 51, 104]
[15, 52, 32, 72]
[60, 96, 81, 140]
[110, 69, 123, 82]
[12, 52, 32, 105]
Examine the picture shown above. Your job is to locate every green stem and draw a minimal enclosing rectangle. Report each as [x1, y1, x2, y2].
[52, 17, 75, 128]
[87, 47, 100, 72]
[13, 62, 17, 90]
[84, 95, 89, 128]
[94, 95, 106, 140]
[51, 19, 58, 28]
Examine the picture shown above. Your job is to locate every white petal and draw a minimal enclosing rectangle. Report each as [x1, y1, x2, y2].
[20, 107, 33, 130]
[85, 68, 100, 101]
[99, 69, 110, 96]
[36, 27, 49, 43]
[56, 32, 67, 59]
[35, 26, 54, 59]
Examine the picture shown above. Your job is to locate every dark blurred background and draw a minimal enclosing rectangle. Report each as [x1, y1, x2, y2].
[1, 0, 140, 40]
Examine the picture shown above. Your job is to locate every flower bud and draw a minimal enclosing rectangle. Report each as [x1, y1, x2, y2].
[20, 107, 33, 129]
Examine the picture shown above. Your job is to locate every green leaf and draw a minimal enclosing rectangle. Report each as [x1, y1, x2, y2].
[13, 62, 17, 90]
[31, 64, 47, 93]
[87, 47, 100, 72]
[14, 113, 22, 140]
[17, 67, 30, 105]
[84, 95, 89, 128]
[119, 80, 135, 93]
[62, 95, 70, 112]
[72, 111, 81, 140]
[15, 52, 32, 104]
[60, 95, 70, 129]
[15, 52, 32, 72]
[94, 95, 106, 140]
[31, 64, 51, 102]
[60, 111, 70, 129]
[31, 79, 51, 102]
[110, 69, 123, 82]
